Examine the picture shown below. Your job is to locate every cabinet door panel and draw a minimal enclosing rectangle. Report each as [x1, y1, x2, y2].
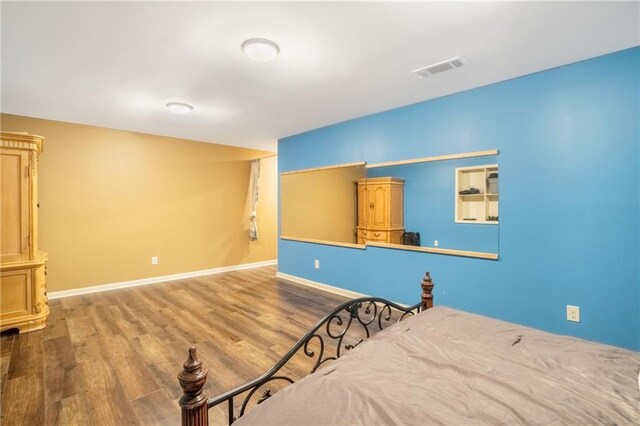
[389, 185, 404, 228]
[1, 150, 29, 262]
[0, 268, 31, 319]
[357, 183, 368, 228]
[370, 185, 388, 228]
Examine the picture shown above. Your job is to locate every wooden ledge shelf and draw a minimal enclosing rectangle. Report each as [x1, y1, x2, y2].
[365, 242, 499, 260]
[366, 149, 498, 169]
[280, 236, 367, 250]
[281, 237, 498, 260]
[280, 161, 366, 175]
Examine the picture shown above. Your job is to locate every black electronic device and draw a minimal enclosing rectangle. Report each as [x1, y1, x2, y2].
[403, 232, 421, 246]
[459, 187, 481, 195]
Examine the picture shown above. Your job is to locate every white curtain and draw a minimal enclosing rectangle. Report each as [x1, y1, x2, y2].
[249, 159, 260, 241]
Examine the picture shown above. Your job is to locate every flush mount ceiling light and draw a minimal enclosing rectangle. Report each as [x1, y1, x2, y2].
[241, 38, 280, 62]
[166, 102, 193, 115]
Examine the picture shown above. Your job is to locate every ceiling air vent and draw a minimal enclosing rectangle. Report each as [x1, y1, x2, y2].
[412, 57, 467, 78]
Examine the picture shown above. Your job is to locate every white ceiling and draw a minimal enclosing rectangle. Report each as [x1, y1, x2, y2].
[2, 1, 639, 152]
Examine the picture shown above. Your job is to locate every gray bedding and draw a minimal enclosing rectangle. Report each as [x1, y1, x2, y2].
[235, 306, 640, 425]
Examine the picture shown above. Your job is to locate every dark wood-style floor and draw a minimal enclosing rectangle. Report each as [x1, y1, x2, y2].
[0, 266, 349, 425]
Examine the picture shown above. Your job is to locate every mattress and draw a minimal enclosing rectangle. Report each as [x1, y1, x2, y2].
[234, 306, 640, 425]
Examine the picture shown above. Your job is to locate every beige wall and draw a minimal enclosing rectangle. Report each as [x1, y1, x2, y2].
[0, 114, 277, 292]
[281, 165, 365, 243]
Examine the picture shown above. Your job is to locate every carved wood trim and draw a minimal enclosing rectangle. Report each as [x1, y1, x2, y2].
[30, 151, 38, 176]
[178, 347, 209, 426]
[421, 272, 434, 310]
[0, 132, 44, 153]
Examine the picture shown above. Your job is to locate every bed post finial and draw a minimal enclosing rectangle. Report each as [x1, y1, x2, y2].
[178, 346, 209, 426]
[421, 272, 434, 311]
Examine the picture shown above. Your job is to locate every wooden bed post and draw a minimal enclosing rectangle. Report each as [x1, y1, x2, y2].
[421, 272, 434, 311]
[178, 347, 209, 426]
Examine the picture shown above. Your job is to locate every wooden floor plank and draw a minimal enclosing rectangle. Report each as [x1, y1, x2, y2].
[131, 389, 181, 425]
[42, 335, 82, 403]
[46, 393, 93, 426]
[0, 265, 352, 425]
[0, 333, 14, 401]
[7, 331, 43, 381]
[1, 373, 44, 425]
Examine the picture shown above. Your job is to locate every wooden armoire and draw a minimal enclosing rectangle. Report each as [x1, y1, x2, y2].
[356, 177, 405, 245]
[0, 132, 49, 333]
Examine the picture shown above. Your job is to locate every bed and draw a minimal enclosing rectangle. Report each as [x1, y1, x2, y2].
[177, 273, 640, 425]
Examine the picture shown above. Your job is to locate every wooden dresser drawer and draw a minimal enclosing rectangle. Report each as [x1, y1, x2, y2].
[357, 228, 404, 244]
[364, 230, 404, 243]
[366, 230, 388, 242]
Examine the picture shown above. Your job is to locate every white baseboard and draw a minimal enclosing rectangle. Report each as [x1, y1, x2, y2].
[48, 259, 278, 300]
[275, 272, 369, 299]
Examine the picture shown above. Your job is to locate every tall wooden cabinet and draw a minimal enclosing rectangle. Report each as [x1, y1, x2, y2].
[1, 132, 49, 333]
[356, 177, 405, 245]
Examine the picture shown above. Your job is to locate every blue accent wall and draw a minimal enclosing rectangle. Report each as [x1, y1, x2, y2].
[278, 47, 640, 351]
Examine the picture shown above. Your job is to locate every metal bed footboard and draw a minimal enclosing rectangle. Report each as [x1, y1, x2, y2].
[177, 272, 434, 426]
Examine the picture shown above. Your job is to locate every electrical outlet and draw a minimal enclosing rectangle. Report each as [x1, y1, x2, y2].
[434, 240, 439, 247]
[314, 259, 320, 269]
[566, 305, 580, 322]
[151, 256, 159, 265]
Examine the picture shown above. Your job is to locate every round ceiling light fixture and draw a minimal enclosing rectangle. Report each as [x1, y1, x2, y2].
[166, 102, 193, 115]
[241, 38, 280, 62]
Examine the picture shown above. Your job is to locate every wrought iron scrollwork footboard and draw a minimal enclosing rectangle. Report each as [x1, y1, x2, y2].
[178, 272, 435, 426]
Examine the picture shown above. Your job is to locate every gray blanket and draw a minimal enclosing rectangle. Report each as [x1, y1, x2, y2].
[235, 306, 640, 425]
